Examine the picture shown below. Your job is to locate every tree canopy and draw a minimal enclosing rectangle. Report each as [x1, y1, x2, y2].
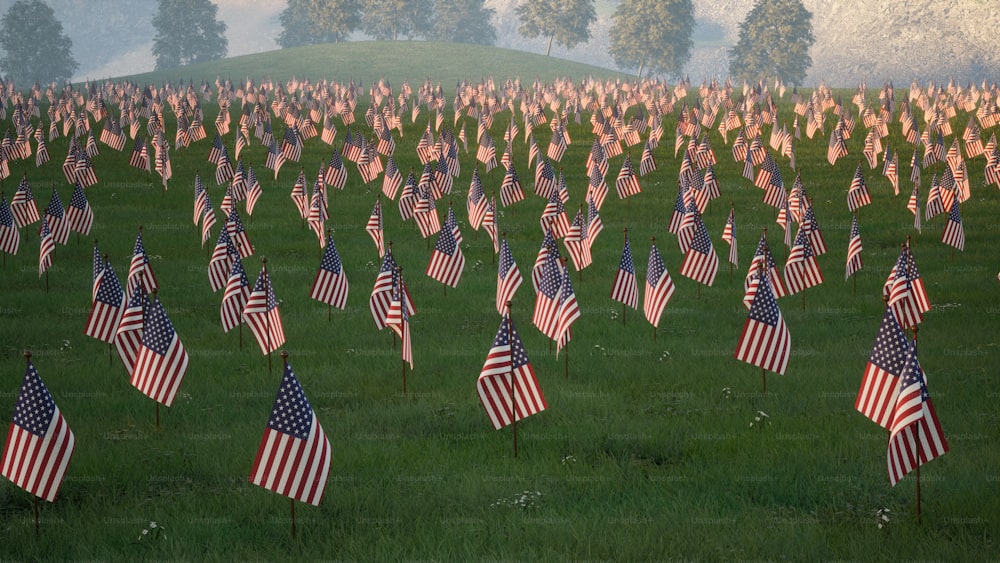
[429, 0, 497, 45]
[516, 0, 595, 56]
[728, 0, 815, 86]
[360, 0, 433, 41]
[152, 0, 228, 70]
[0, 0, 77, 86]
[278, 0, 361, 47]
[608, 0, 694, 79]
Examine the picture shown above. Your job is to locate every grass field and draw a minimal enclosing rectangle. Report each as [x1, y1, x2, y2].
[1, 43, 998, 560]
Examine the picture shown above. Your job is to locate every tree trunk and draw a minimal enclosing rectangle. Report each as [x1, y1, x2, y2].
[545, 35, 553, 57]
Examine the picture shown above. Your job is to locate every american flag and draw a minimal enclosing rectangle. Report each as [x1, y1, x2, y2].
[444, 205, 463, 245]
[722, 206, 737, 267]
[289, 170, 308, 220]
[38, 217, 55, 277]
[208, 133, 224, 164]
[477, 130, 497, 172]
[413, 186, 440, 239]
[66, 182, 92, 236]
[245, 166, 262, 217]
[903, 245, 930, 314]
[434, 155, 453, 195]
[208, 228, 235, 292]
[499, 162, 525, 207]
[847, 164, 873, 212]
[369, 251, 397, 331]
[668, 183, 686, 235]
[466, 167, 487, 230]
[366, 198, 385, 258]
[281, 125, 302, 162]
[387, 275, 414, 370]
[887, 347, 948, 487]
[84, 257, 124, 343]
[324, 148, 347, 190]
[610, 233, 638, 309]
[43, 189, 69, 245]
[221, 253, 250, 333]
[643, 242, 676, 328]
[130, 294, 189, 407]
[382, 155, 402, 199]
[496, 238, 523, 316]
[226, 208, 254, 258]
[885, 248, 923, 330]
[534, 158, 555, 199]
[783, 224, 824, 295]
[1, 359, 75, 502]
[801, 206, 827, 256]
[680, 211, 719, 287]
[482, 195, 499, 253]
[639, 140, 656, 176]
[586, 196, 603, 249]
[426, 220, 465, 288]
[940, 199, 964, 251]
[310, 233, 349, 309]
[193, 174, 207, 226]
[11, 176, 40, 228]
[243, 266, 286, 355]
[554, 263, 580, 354]
[129, 135, 149, 171]
[532, 249, 563, 340]
[547, 127, 567, 162]
[586, 137, 608, 176]
[845, 215, 863, 280]
[924, 174, 944, 221]
[0, 194, 20, 255]
[115, 285, 146, 375]
[734, 271, 791, 375]
[265, 136, 285, 179]
[855, 306, 909, 428]
[215, 145, 234, 185]
[91, 243, 103, 302]
[586, 165, 608, 211]
[477, 313, 547, 430]
[615, 153, 642, 199]
[744, 232, 787, 306]
[249, 359, 331, 506]
[564, 208, 591, 271]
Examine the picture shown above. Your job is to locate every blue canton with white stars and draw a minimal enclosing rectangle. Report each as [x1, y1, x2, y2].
[266, 363, 313, 440]
[13, 363, 56, 437]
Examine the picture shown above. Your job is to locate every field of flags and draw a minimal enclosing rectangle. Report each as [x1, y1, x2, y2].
[0, 56, 997, 558]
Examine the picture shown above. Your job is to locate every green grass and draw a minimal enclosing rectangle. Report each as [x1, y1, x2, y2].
[1, 46, 999, 560]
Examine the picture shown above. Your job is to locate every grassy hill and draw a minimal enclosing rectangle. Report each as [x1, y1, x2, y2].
[1, 48, 998, 560]
[118, 41, 625, 87]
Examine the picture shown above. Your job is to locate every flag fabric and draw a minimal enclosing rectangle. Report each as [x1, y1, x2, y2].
[226, 208, 254, 258]
[249, 360, 332, 506]
[65, 182, 93, 236]
[610, 233, 638, 309]
[281, 125, 302, 162]
[310, 233, 349, 309]
[903, 245, 930, 314]
[114, 286, 145, 375]
[845, 215, 863, 280]
[11, 177, 41, 228]
[243, 267, 286, 355]
[324, 148, 347, 190]
[499, 162, 525, 207]
[38, 217, 55, 277]
[643, 242, 676, 328]
[847, 164, 873, 212]
[680, 211, 719, 287]
[208, 228, 235, 292]
[615, 153, 642, 199]
[426, 220, 465, 287]
[482, 196, 499, 253]
[496, 238, 524, 316]
[554, 264, 580, 353]
[887, 347, 948, 487]
[84, 258, 124, 343]
[382, 155, 402, 199]
[940, 199, 964, 251]
[245, 166, 262, 217]
[0, 194, 19, 255]
[885, 248, 924, 330]
[722, 206, 737, 267]
[369, 251, 397, 330]
[130, 294, 189, 407]
[532, 250, 564, 339]
[855, 306, 909, 428]
[388, 276, 414, 370]
[1, 359, 75, 502]
[193, 174, 208, 226]
[128, 229, 158, 296]
[366, 198, 385, 258]
[265, 136, 285, 179]
[221, 253, 250, 333]
[477, 313, 547, 430]
[289, 170, 309, 220]
[734, 271, 791, 375]
[564, 208, 591, 271]
[784, 224, 824, 295]
[43, 189, 69, 245]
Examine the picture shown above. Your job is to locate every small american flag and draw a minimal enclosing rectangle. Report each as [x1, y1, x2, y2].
[85, 257, 124, 343]
[225, 208, 254, 258]
[281, 125, 302, 162]
[586, 165, 607, 211]
[289, 170, 308, 220]
[499, 162, 525, 207]
[845, 215, 863, 280]
[11, 176, 40, 228]
[115, 286, 145, 375]
[847, 164, 873, 212]
[532, 249, 563, 340]
[43, 189, 69, 245]
[610, 233, 638, 309]
[466, 168, 487, 230]
[425, 219, 465, 288]
[722, 206, 737, 267]
[310, 233, 349, 309]
[643, 242, 675, 328]
[38, 217, 55, 277]
[734, 271, 791, 375]
[129, 135, 149, 171]
[382, 155, 402, 199]
[680, 211, 719, 287]
[615, 153, 642, 199]
[783, 224, 824, 295]
[564, 208, 591, 272]
[243, 266, 286, 355]
[884, 249, 923, 330]
[887, 347, 948, 486]
[0, 194, 20, 255]
[1, 359, 75, 502]
[221, 253, 250, 333]
[533, 158, 555, 199]
[249, 360, 331, 506]
[477, 313, 547, 430]
[855, 306, 909, 428]
[244, 166, 262, 217]
[66, 182, 92, 236]
[369, 251, 397, 331]
[940, 199, 964, 251]
[496, 238, 523, 316]
[366, 198, 385, 258]
[324, 148, 347, 190]
[130, 294, 189, 407]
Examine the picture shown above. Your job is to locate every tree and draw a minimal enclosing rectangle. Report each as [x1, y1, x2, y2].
[608, 0, 694, 79]
[360, 0, 433, 41]
[152, 0, 228, 70]
[278, 0, 361, 47]
[0, 0, 77, 86]
[429, 0, 497, 45]
[728, 0, 814, 86]
[516, 0, 595, 56]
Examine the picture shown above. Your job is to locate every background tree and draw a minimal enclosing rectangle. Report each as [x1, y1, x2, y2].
[0, 0, 77, 86]
[516, 0, 595, 56]
[728, 0, 814, 86]
[278, 0, 360, 47]
[360, 0, 433, 41]
[608, 0, 694, 79]
[152, 0, 228, 69]
[429, 0, 497, 45]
